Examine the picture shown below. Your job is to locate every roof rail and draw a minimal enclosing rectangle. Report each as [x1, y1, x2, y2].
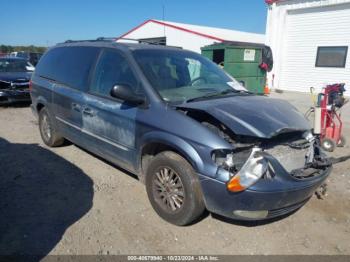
[64, 37, 117, 43]
[96, 37, 118, 41]
[116, 37, 163, 45]
[63, 37, 166, 46]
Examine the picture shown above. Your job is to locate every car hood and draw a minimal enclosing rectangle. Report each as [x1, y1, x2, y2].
[178, 95, 311, 138]
[0, 72, 32, 83]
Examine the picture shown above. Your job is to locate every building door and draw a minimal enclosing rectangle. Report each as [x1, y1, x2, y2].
[279, 3, 350, 96]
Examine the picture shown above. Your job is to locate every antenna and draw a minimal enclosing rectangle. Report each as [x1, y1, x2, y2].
[162, 4, 166, 36]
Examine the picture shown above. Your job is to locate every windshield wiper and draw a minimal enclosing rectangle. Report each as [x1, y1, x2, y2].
[221, 89, 253, 95]
[185, 89, 252, 103]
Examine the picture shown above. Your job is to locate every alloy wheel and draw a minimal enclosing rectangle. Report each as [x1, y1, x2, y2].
[152, 167, 185, 212]
[41, 113, 52, 141]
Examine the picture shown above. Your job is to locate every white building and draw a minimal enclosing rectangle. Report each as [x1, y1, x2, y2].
[117, 19, 265, 53]
[266, 0, 350, 95]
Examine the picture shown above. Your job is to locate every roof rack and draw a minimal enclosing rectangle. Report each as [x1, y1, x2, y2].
[63, 37, 166, 46]
[64, 37, 117, 43]
[96, 37, 118, 41]
[116, 37, 164, 45]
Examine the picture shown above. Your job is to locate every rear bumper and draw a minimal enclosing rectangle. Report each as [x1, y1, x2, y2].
[199, 165, 332, 220]
[0, 89, 31, 105]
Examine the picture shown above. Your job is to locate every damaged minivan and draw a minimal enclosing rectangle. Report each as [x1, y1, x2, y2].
[30, 40, 332, 225]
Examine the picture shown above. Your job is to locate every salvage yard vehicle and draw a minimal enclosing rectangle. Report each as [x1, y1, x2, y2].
[15, 51, 43, 66]
[30, 39, 332, 226]
[0, 57, 33, 105]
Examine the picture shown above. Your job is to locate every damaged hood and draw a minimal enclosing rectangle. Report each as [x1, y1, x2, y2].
[179, 95, 311, 138]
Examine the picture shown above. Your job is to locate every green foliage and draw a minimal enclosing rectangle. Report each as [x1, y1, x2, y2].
[0, 45, 47, 54]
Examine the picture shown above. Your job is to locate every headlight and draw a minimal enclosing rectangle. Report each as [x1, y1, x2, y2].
[226, 148, 268, 192]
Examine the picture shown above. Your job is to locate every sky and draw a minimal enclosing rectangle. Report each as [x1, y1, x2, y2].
[1, 0, 268, 46]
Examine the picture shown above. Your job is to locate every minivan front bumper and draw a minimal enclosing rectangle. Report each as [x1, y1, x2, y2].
[198, 165, 332, 220]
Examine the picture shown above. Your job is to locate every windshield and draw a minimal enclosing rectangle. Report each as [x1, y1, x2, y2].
[133, 49, 247, 103]
[16, 52, 29, 59]
[0, 59, 34, 72]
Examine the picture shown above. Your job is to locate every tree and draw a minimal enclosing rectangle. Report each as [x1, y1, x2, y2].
[0, 45, 47, 54]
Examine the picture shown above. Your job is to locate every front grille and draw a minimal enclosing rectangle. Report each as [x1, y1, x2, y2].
[0, 79, 29, 90]
[0, 80, 10, 89]
[265, 144, 310, 173]
[12, 84, 29, 90]
[12, 79, 28, 84]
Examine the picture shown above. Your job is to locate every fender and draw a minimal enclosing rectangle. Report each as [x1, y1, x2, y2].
[31, 74, 56, 115]
[35, 95, 49, 110]
[139, 131, 205, 173]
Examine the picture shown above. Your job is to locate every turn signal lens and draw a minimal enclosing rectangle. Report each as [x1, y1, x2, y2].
[226, 148, 268, 192]
[227, 176, 246, 192]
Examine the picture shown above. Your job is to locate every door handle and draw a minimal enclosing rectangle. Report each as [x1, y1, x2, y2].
[82, 107, 95, 117]
[72, 103, 81, 112]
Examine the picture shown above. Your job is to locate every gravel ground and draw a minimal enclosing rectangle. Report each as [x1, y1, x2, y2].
[0, 91, 349, 256]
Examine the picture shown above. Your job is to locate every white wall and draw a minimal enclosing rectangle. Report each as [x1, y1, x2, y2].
[119, 22, 218, 53]
[266, 0, 350, 96]
[119, 21, 265, 53]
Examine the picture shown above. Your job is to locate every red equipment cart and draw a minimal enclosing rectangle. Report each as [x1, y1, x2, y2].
[312, 83, 347, 152]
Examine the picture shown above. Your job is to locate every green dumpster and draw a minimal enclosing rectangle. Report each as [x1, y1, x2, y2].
[201, 42, 273, 94]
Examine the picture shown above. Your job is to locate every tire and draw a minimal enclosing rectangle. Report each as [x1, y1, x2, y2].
[145, 151, 205, 226]
[38, 107, 65, 147]
[337, 135, 346, 147]
[321, 138, 336, 152]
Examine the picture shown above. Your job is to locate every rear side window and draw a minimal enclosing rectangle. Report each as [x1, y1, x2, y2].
[35, 46, 99, 91]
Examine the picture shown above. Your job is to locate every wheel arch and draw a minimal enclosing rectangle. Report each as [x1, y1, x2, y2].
[138, 132, 204, 182]
[35, 96, 49, 113]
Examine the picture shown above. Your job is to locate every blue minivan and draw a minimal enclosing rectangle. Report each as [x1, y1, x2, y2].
[30, 40, 332, 225]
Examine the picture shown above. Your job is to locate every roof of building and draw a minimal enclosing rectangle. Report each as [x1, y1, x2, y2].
[119, 19, 265, 44]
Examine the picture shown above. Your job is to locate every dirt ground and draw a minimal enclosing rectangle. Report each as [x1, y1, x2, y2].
[0, 91, 349, 256]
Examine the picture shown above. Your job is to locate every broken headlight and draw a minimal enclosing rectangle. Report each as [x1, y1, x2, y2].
[212, 149, 235, 172]
[227, 148, 268, 192]
[213, 148, 268, 192]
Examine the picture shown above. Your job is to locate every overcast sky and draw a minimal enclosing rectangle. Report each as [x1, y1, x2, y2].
[1, 0, 268, 46]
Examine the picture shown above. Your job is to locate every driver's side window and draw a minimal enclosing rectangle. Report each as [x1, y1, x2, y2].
[90, 49, 138, 97]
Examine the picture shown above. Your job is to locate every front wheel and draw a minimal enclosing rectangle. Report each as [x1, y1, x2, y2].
[145, 151, 205, 226]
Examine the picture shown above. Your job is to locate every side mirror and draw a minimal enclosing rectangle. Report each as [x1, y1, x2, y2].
[110, 84, 145, 105]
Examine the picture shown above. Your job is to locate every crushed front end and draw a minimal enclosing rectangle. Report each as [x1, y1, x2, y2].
[200, 130, 332, 220]
[176, 97, 333, 220]
[0, 79, 31, 105]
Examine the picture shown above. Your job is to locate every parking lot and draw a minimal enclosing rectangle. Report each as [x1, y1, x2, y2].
[0, 91, 349, 256]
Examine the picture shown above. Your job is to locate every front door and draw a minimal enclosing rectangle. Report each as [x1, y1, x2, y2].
[82, 48, 143, 171]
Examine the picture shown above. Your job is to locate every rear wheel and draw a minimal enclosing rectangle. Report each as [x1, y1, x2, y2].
[145, 151, 205, 226]
[39, 107, 65, 147]
[337, 135, 346, 147]
[321, 138, 336, 152]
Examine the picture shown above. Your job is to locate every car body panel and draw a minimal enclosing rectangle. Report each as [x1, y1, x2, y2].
[0, 72, 32, 83]
[179, 95, 311, 138]
[199, 165, 331, 220]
